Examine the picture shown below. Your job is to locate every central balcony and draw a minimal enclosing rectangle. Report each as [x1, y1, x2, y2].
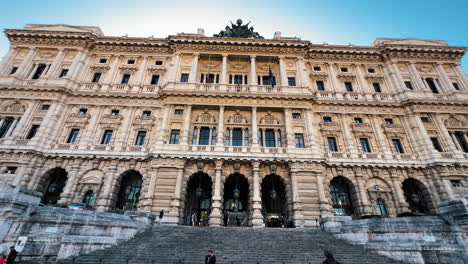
[170, 82, 309, 95]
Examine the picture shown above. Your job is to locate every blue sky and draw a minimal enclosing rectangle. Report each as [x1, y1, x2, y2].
[1, 0, 467, 71]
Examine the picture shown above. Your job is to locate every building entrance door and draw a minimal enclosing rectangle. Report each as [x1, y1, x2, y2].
[223, 173, 249, 226]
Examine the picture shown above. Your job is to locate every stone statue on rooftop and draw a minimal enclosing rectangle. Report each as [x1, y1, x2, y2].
[214, 19, 264, 39]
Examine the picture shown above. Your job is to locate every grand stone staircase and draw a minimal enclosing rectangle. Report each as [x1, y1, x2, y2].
[52, 225, 404, 264]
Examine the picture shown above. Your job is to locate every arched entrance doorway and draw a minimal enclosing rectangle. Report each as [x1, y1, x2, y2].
[116, 170, 143, 210]
[261, 174, 288, 227]
[329, 176, 357, 217]
[183, 172, 213, 226]
[402, 178, 433, 214]
[223, 173, 249, 226]
[41, 168, 68, 205]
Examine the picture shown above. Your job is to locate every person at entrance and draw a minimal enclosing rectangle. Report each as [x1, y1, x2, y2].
[205, 250, 216, 264]
[191, 212, 198, 226]
[6, 246, 17, 264]
[157, 210, 164, 225]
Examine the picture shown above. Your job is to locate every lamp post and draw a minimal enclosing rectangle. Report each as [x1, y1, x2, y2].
[338, 193, 346, 216]
[125, 186, 132, 211]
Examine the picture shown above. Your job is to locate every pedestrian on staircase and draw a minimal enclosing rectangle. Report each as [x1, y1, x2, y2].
[323, 250, 340, 264]
[6, 246, 17, 264]
[157, 210, 164, 225]
[205, 250, 216, 264]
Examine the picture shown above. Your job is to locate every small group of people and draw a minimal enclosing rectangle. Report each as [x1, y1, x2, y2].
[202, 250, 339, 264]
[0, 246, 17, 264]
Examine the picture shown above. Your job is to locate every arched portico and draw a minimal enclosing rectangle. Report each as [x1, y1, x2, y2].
[402, 178, 435, 214]
[261, 174, 289, 227]
[39, 168, 68, 205]
[329, 176, 359, 218]
[222, 172, 250, 226]
[115, 170, 143, 210]
[182, 172, 213, 226]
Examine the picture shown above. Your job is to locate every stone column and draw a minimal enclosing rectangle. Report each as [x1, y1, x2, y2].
[339, 115, 358, 156]
[31, 101, 59, 146]
[168, 52, 181, 83]
[297, 57, 309, 88]
[117, 107, 135, 148]
[434, 115, 458, 153]
[133, 56, 148, 87]
[453, 63, 468, 91]
[180, 105, 192, 145]
[413, 114, 438, 155]
[435, 62, 453, 93]
[250, 55, 256, 86]
[216, 106, 225, 147]
[408, 62, 426, 91]
[5, 118, 19, 137]
[169, 167, 185, 224]
[26, 64, 39, 79]
[327, 63, 340, 93]
[58, 160, 82, 205]
[385, 61, 406, 92]
[284, 108, 295, 148]
[103, 55, 121, 85]
[442, 178, 456, 200]
[305, 110, 321, 156]
[96, 162, 119, 211]
[315, 172, 329, 215]
[449, 132, 462, 151]
[354, 64, 368, 92]
[251, 107, 259, 148]
[156, 106, 171, 145]
[251, 161, 263, 227]
[188, 53, 199, 83]
[370, 115, 392, 157]
[355, 169, 372, 215]
[44, 48, 65, 78]
[290, 169, 304, 227]
[17, 47, 38, 78]
[278, 56, 288, 87]
[67, 49, 85, 79]
[220, 54, 228, 86]
[0, 47, 18, 75]
[81, 106, 104, 147]
[390, 170, 409, 214]
[142, 166, 159, 211]
[210, 160, 223, 226]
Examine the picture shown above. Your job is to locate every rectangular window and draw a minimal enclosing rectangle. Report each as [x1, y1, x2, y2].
[199, 127, 210, 145]
[32, 64, 47, 79]
[421, 117, 430, 123]
[150, 75, 160, 85]
[385, 118, 394, 125]
[26, 125, 40, 139]
[0, 118, 14, 138]
[79, 108, 88, 115]
[354, 117, 363, 124]
[404, 81, 413, 90]
[451, 180, 462, 187]
[135, 131, 147, 146]
[313, 66, 321, 71]
[66, 128, 80, 143]
[340, 67, 348, 72]
[430, 137, 443, 152]
[454, 132, 468, 153]
[367, 68, 375, 73]
[99, 58, 107, 63]
[327, 137, 338, 152]
[142, 110, 152, 117]
[345, 82, 353, 92]
[41, 104, 50, 111]
[59, 69, 69, 78]
[295, 133, 305, 148]
[121, 74, 131, 84]
[10, 67, 18, 75]
[232, 128, 243, 146]
[174, 109, 184, 115]
[169, 129, 180, 144]
[452, 83, 460, 90]
[316, 80, 325, 91]
[265, 129, 276, 148]
[392, 139, 404, 153]
[292, 113, 301, 119]
[127, 59, 135, 64]
[288, 77, 296, 86]
[373, 83, 382, 93]
[425, 78, 438, 94]
[111, 109, 120, 116]
[323, 116, 332, 123]
[155, 61, 163, 65]
[101, 130, 113, 145]
[4, 167, 17, 174]
[360, 138, 371, 153]
[92, 73, 102, 83]
[180, 73, 189, 83]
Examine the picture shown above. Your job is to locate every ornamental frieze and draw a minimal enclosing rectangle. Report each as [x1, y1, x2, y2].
[351, 122, 373, 133]
[305, 53, 383, 62]
[91, 45, 171, 54]
[173, 43, 305, 56]
[67, 113, 91, 123]
[163, 97, 309, 108]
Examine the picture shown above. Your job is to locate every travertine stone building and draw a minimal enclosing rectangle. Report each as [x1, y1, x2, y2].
[0, 21, 467, 227]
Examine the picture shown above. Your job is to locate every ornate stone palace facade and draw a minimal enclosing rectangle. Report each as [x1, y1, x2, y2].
[0, 22, 467, 227]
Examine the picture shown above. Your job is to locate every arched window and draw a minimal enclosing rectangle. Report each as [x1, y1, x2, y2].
[375, 198, 388, 217]
[116, 170, 143, 210]
[82, 190, 95, 206]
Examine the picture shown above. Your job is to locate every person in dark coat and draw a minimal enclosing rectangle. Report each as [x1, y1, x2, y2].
[6, 246, 17, 264]
[157, 209, 164, 225]
[323, 250, 340, 264]
[205, 250, 216, 264]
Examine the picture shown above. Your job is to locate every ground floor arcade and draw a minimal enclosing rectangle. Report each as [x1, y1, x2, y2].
[3, 155, 466, 227]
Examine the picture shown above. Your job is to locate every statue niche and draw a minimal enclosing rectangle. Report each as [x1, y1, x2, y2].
[214, 19, 264, 39]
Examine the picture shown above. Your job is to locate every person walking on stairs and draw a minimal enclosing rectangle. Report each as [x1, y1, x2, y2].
[205, 250, 216, 264]
[6, 246, 17, 264]
[323, 250, 340, 264]
[157, 210, 164, 225]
